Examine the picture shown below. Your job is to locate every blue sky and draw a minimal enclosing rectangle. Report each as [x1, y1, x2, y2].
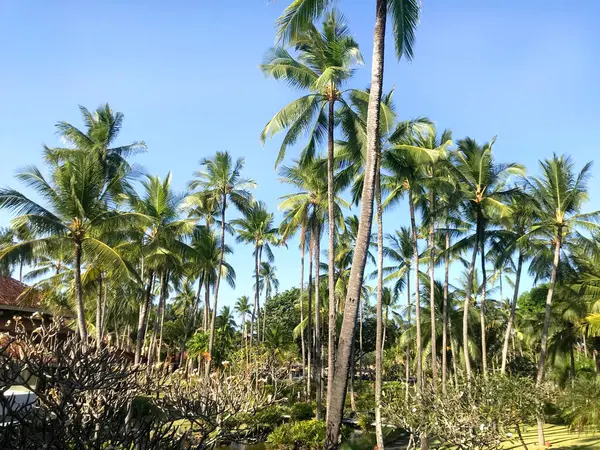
[1, 0, 599, 311]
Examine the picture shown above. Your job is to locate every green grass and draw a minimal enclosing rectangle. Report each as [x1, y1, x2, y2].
[502, 424, 600, 449]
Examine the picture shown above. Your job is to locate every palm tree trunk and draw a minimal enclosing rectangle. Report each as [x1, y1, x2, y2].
[501, 251, 524, 374]
[325, 1, 386, 446]
[442, 229, 450, 393]
[100, 280, 108, 340]
[262, 284, 269, 342]
[307, 232, 314, 401]
[429, 190, 438, 392]
[449, 320, 459, 387]
[73, 239, 87, 341]
[349, 340, 357, 412]
[375, 162, 385, 450]
[300, 226, 307, 381]
[359, 292, 364, 386]
[206, 196, 227, 378]
[463, 232, 479, 379]
[536, 232, 562, 446]
[148, 271, 167, 369]
[135, 274, 153, 364]
[158, 273, 169, 364]
[409, 189, 423, 390]
[314, 223, 323, 420]
[405, 269, 411, 400]
[479, 214, 488, 377]
[96, 274, 104, 347]
[326, 94, 337, 424]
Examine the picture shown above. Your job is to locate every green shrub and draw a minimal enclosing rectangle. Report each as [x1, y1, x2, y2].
[267, 420, 326, 449]
[290, 402, 314, 421]
[559, 376, 600, 432]
[356, 413, 372, 431]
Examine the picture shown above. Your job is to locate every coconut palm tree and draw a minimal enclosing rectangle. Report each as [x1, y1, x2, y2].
[275, 1, 421, 443]
[127, 173, 194, 364]
[235, 295, 252, 343]
[0, 152, 134, 341]
[489, 195, 538, 374]
[279, 157, 348, 418]
[382, 227, 413, 390]
[261, 11, 362, 416]
[232, 200, 278, 345]
[524, 155, 599, 445]
[189, 151, 255, 376]
[450, 137, 524, 378]
[258, 262, 280, 341]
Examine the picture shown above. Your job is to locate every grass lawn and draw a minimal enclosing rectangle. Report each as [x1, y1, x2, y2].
[502, 424, 600, 449]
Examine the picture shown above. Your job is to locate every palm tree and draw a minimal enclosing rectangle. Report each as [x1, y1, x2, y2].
[382, 227, 413, 391]
[235, 295, 252, 343]
[232, 200, 278, 346]
[189, 151, 255, 376]
[276, 1, 421, 443]
[0, 153, 133, 341]
[279, 157, 348, 418]
[261, 11, 362, 417]
[490, 195, 537, 374]
[258, 262, 280, 341]
[128, 173, 194, 365]
[451, 137, 523, 378]
[525, 155, 599, 445]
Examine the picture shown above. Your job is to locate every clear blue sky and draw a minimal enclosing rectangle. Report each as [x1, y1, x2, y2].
[1, 0, 599, 310]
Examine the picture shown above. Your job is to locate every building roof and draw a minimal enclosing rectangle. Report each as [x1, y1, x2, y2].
[0, 276, 40, 310]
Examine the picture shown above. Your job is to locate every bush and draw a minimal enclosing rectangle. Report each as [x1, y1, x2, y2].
[290, 402, 314, 421]
[559, 376, 600, 432]
[267, 419, 326, 449]
[385, 375, 547, 450]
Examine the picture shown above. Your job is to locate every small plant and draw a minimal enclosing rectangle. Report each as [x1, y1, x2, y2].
[290, 402, 314, 421]
[356, 413, 372, 431]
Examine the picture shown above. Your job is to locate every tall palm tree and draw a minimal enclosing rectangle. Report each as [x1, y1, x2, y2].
[258, 262, 280, 341]
[489, 195, 537, 374]
[261, 11, 362, 417]
[382, 227, 413, 391]
[451, 138, 523, 378]
[128, 173, 194, 364]
[0, 153, 133, 341]
[525, 155, 599, 445]
[279, 157, 348, 418]
[233, 200, 278, 345]
[189, 151, 255, 376]
[235, 295, 252, 343]
[276, 2, 420, 444]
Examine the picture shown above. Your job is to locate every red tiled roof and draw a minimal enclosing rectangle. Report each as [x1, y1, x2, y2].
[0, 276, 40, 309]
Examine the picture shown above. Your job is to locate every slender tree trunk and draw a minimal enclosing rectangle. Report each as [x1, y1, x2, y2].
[326, 95, 337, 423]
[349, 340, 357, 412]
[405, 269, 411, 400]
[359, 293, 364, 386]
[19, 260, 23, 283]
[569, 338, 576, 385]
[501, 252, 524, 374]
[262, 285, 269, 342]
[409, 189, 423, 390]
[479, 215, 488, 377]
[463, 231, 479, 379]
[135, 273, 153, 365]
[314, 224, 323, 420]
[442, 230, 450, 393]
[74, 239, 87, 341]
[100, 280, 108, 340]
[307, 233, 314, 400]
[325, 0, 386, 444]
[206, 196, 227, 378]
[429, 191, 438, 392]
[375, 163, 385, 450]
[250, 245, 261, 349]
[449, 320, 459, 387]
[158, 273, 169, 364]
[536, 232, 562, 446]
[300, 227, 307, 381]
[96, 274, 104, 347]
[148, 271, 167, 368]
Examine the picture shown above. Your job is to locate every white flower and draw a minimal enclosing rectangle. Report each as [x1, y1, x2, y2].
[412, 408, 417, 412]
[507, 433, 513, 438]
[479, 424, 485, 431]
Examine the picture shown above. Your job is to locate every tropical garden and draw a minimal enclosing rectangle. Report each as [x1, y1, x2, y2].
[1, 1, 600, 449]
